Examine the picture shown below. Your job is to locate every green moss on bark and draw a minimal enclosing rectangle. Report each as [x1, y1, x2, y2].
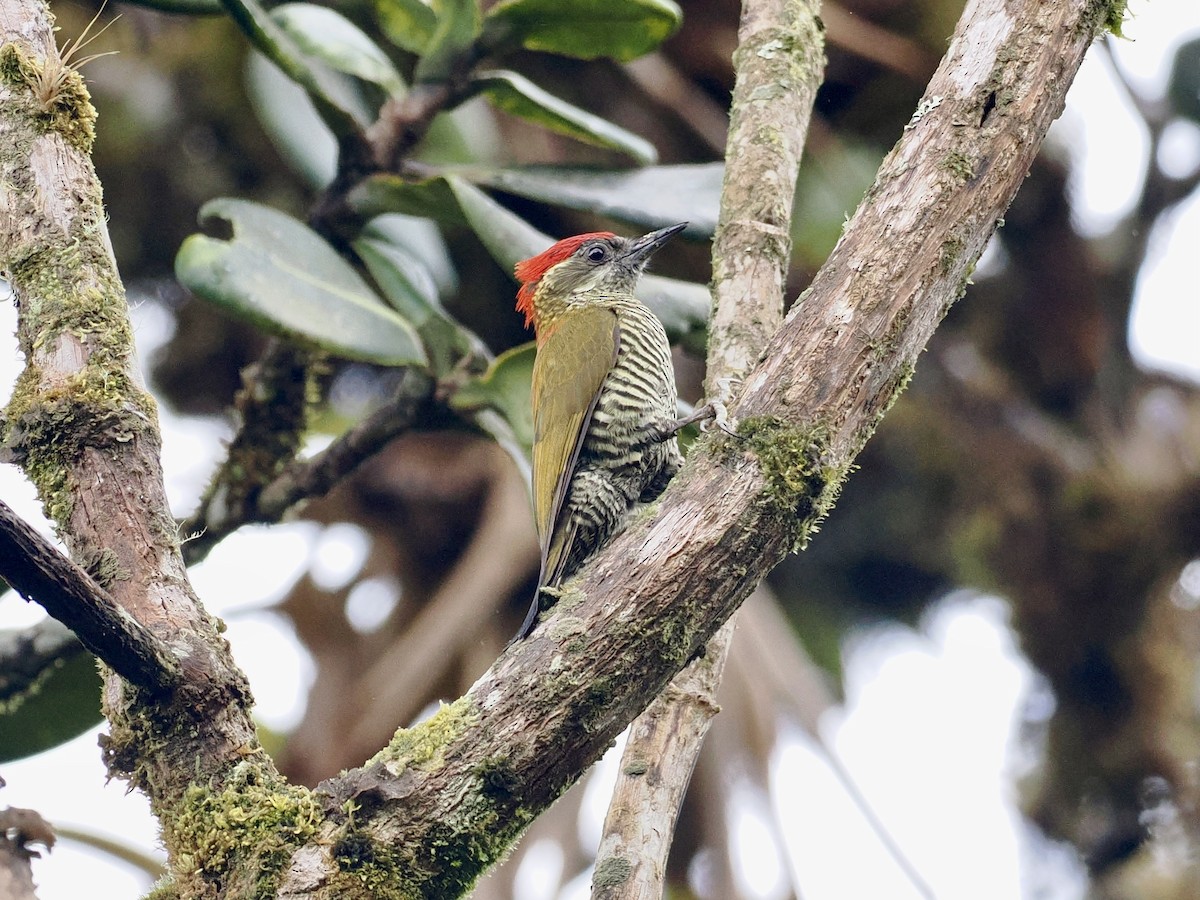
[736, 416, 847, 551]
[163, 762, 320, 900]
[376, 696, 478, 770]
[320, 696, 530, 896]
[1, 250, 156, 532]
[1082, 0, 1128, 37]
[0, 85, 156, 533]
[941, 150, 974, 182]
[0, 42, 97, 153]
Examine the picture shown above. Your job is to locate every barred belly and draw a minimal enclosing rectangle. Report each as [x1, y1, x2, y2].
[557, 300, 684, 580]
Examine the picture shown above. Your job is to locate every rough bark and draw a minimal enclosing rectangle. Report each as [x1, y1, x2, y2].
[0, 500, 179, 692]
[278, 0, 1119, 894]
[706, 0, 823, 391]
[594, 0, 824, 894]
[0, 2, 270, 895]
[0, 0, 1125, 896]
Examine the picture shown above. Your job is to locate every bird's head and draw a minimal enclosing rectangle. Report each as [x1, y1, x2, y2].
[514, 222, 687, 332]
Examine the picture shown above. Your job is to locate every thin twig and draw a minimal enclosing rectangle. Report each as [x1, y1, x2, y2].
[180, 343, 316, 563]
[0, 618, 85, 706]
[255, 370, 434, 519]
[181, 369, 434, 564]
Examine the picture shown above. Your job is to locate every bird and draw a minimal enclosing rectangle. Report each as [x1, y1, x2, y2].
[512, 222, 702, 640]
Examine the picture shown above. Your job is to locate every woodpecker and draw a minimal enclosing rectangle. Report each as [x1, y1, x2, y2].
[513, 223, 696, 640]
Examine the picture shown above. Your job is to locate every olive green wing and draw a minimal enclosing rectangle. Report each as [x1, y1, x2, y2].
[531, 306, 620, 586]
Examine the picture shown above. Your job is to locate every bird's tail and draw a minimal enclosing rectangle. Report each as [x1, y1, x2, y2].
[513, 524, 575, 641]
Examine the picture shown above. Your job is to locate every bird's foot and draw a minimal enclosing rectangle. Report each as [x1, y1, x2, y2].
[666, 378, 741, 438]
[703, 376, 742, 437]
[696, 399, 738, 437]
[668, 401, 732, 436]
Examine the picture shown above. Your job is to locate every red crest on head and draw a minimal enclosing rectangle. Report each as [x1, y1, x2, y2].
[514, 232, 617, 329]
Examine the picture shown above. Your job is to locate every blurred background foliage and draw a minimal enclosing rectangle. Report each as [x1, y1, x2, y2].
[3, 0, 1200, 897]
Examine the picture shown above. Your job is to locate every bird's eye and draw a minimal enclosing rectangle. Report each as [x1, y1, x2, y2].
[585, 245, 609, 263]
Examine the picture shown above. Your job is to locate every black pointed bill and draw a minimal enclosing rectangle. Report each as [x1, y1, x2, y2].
[620, 222, 688, 267]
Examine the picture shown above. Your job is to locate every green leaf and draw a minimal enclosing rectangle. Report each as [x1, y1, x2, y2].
[1168, 37, 1200, 125]
[220, 0, 369, 136]
[246, 51, 338, 187]
[354, 231, 441, 321]
[361, 213, 460, 294]
[353, 220, 484, 374]
[348, 175, 710, 340]
[450, 342, 536, 454]
[445, 175, 553, 266]
[0, 635, 101, 763]
[273, 3, 406, 97]
[482, 0, 681, 61]
[457, 163, 720, 236]
[472, 70, 657, 163]
[375, 0, 440, 55]
[349, 175, 468, 224]
[175, 199, 428, 367]
[414, 0, 481, 84]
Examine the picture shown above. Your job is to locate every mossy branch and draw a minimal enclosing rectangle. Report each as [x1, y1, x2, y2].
[0, 0, 1125, 896]
[593, 0, 826, 896]
[269, 0, 1114, 894]
[1, 3, 263, 894]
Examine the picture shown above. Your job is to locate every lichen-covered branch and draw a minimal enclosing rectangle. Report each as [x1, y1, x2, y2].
[0, 500, 180, 693]
[0, 2, 271, 894]
[266, 0, 1118, 894]
[705, 0, 824, 393]
[594, 0, 825, 894]
[0, 0, 1125, 895]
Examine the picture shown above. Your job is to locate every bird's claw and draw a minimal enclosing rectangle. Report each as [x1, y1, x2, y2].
[698, 377, 741, 437]
[699, 399, 739, 437]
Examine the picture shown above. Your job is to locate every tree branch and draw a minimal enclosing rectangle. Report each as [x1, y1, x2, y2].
[706, 0, 823, 392]
[181, 342, 315, 564]
[181, 368, 434, 564]
[595, 0, 824, 894]
[0, 0, 1126, 894]
[0, 0, 263, 879]
[277, 0, 1117, 894]
[0, 501, 180, 693]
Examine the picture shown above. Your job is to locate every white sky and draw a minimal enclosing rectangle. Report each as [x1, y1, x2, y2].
[2, 2, 1199, 897]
